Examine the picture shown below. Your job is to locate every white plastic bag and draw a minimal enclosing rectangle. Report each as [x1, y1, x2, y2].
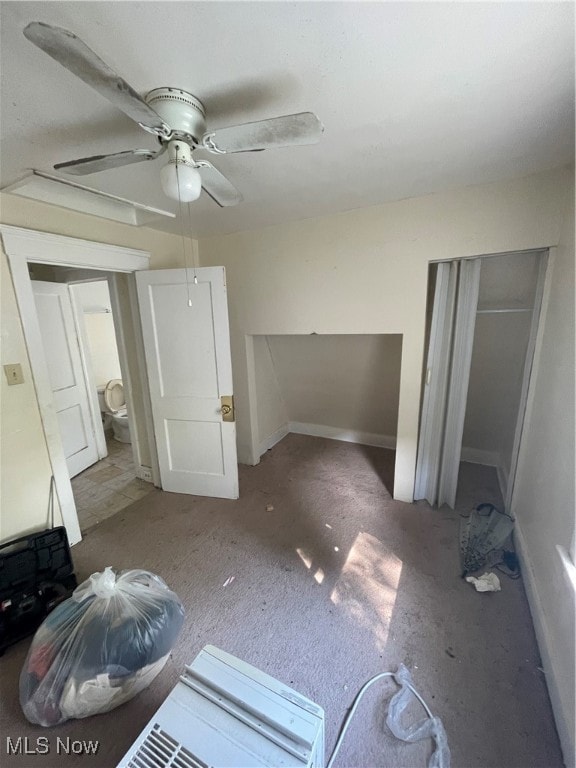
[386, 664, 451, 768]
[20, 567, 184, 726]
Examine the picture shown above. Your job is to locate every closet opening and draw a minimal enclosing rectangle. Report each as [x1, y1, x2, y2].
[415, 249, 547, 513]
[251, 333, 403, 495]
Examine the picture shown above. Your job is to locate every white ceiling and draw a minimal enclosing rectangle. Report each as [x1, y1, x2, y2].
[1, 1, 574, 237]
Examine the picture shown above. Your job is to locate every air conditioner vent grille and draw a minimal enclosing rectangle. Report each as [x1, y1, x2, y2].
[128, 724, 206, 768]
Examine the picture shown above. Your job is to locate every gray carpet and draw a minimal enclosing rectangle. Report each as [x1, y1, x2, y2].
[0, 435, 562, 768]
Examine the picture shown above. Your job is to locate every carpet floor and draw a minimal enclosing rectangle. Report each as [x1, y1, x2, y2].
[0, 435, 562, 768]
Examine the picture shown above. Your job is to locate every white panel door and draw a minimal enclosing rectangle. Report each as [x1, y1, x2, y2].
[414, 261, 458, 505]
[136, 268, 238, 498]
[32, 281, 99, 478]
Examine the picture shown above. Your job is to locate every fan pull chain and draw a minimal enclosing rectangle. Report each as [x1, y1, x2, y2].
[186, 190, 198, 286]
[174, 145, 194, 307]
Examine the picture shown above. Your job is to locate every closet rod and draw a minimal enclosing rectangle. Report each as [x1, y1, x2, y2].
[476, 308, 532, 314]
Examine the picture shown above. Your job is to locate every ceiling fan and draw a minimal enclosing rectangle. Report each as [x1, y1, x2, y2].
[23, 22, 324, 207]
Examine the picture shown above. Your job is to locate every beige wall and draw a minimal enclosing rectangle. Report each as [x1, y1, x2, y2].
[511, 175, 575, 765]
[0, 194, 191, 544]
[199, 166, 570, 501]
[463, 313, 531, 474]
[253, 336, 289, 448]
[74, 282, 122, 387]
[264, 334, 401, 439]
[0, 253, 64, 541]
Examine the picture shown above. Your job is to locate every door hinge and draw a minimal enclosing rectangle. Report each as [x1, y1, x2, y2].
[220, 395, 234, 422]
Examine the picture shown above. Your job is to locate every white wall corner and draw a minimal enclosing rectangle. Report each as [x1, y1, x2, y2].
[460, 447, 509, 506]
[237, 441, 259, 466]
[496, 460, 509, 509]
[259, 423, 290, 458]
[514, 521, 576, 767]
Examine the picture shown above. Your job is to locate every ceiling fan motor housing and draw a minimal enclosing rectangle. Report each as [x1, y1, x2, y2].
[145, 88, 206, 145]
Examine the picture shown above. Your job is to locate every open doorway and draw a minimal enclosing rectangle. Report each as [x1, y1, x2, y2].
[3, 226, 239, 546]
[27, 264, 157, 532]
[1, 225, 158, 544]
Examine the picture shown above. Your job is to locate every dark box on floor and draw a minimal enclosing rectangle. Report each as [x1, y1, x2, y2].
[0, 527, 77, 654]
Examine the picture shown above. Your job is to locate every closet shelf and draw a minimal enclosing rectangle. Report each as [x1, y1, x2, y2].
[476, 308, 532, 314]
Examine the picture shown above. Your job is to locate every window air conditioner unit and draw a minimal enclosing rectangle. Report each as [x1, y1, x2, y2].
[116, 645, 325, 768]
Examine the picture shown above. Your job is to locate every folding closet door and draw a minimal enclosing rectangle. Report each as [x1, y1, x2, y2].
[414, 259, 481, 508]
[414, 262, 458, 505]
[437, 259, 481, 508]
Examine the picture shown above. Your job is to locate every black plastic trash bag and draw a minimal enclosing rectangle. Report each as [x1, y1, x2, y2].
[20, 567, 184, 726]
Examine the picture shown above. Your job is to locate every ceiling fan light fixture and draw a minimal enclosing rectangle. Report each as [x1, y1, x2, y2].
[160, 159, 202, 202]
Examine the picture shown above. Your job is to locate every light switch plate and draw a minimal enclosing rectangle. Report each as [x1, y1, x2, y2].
[4, 363, 24, 385]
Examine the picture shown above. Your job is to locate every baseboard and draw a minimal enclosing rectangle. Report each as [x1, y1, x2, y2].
[514, 521, 575, 767]
[136, 465, 153, 483]
[288, 421, 396, 449]
[259, 424, 290, 457]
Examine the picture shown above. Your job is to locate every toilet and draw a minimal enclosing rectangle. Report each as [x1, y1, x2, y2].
[97, 379, 131, 443]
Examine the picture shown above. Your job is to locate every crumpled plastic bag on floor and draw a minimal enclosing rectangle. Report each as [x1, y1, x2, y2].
[466, 572, 501, 592]
[460, 503, 514, 576]
[20, 566, 184, 727]
[386, 664, 451, 768]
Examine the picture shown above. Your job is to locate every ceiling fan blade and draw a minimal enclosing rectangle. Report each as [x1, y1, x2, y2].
[23, 22, 169, 137]
[54, 148, 165, 175]
[196, 161, 243, 207]
[203, 112, 323, 154]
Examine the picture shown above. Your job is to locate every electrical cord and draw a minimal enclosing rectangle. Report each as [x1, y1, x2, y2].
[326, 671, 435, 768]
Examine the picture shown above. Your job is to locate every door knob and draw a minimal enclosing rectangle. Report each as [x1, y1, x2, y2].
[220, 395, 234, 422]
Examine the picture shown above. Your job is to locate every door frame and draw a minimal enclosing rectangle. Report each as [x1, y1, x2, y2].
[1, 224, 152, 544]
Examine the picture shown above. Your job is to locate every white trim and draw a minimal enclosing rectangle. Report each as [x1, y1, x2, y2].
[0, 225, 149, 271]
[1, 225, 151, 546]
[514, 523, 575, 768]
[2, 171, 175, 227]
[504, 250, 550, 512]
[125, 273, 161, 486]
[288, 421, 396, 449]
[108, 274, 145, 480]
[259, 424, 290, 457]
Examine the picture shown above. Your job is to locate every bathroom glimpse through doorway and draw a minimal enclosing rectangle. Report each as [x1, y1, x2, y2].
[67, 278, 155, 531]
[26, 262, 156, 534]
